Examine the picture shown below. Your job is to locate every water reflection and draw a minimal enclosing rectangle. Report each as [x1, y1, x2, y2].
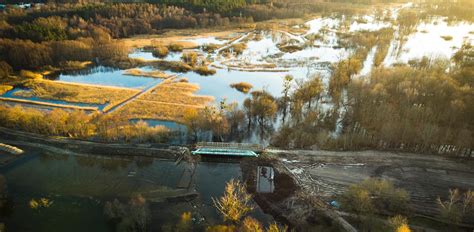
[2, 151, 273, 231]
[1, 88, 108, 110]
[47, 66, 162, 89]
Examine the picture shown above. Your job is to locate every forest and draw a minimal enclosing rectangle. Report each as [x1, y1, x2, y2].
[0, 0, 472, 154]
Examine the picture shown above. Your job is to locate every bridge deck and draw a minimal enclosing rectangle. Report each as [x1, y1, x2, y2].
[195, 142, 263, 150]
[192, 142, 262, 157]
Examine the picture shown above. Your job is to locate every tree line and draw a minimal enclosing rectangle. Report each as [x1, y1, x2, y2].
[0, 105, 170, 143]
[273, 42, 473, 156]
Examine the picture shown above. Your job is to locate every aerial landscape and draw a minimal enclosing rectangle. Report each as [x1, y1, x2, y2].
[0, 0, 472, 231]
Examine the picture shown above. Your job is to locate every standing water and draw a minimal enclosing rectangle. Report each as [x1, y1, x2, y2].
[0, 149, 272, 231]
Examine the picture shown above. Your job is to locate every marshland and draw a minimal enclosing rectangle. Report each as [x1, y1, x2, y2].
[0, 0, 473, 231]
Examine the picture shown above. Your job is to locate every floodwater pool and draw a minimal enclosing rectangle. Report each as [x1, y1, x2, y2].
[0, 149, 273, 231]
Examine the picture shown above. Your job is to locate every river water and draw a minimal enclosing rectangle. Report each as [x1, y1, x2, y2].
[0, 149, 272, 231]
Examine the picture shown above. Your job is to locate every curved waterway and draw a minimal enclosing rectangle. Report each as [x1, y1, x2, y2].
[1, 88, 108, 111]
[47, 66, 163, 89]
[0, 149, 272, 231]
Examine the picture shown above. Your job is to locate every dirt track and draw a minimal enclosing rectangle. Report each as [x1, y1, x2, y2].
[267, 149, 474, 225]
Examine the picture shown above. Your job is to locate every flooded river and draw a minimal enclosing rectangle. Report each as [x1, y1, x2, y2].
[0, 149, 272, 231]
[1, 3, 473, 136]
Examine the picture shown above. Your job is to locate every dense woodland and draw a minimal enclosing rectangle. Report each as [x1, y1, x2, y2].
[273, 43, 473, 156]
[0, 0, 383, 72]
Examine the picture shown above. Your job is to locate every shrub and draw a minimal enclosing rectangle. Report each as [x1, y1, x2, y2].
[201, 43, 220, 53]
[0, 61, 12, 80]
[241, 217, 263, 232]
[194, 66, 216, 76]
[340, 178, 409, 215]
[230, 82, 253, 93]
[181, 52, 198, 66]
[20, 70, 43, 80]
[221, 43, 247, 55]
[0, 85, 13, 95]
[212, 179, 254, 223]
[437, 189, 474, 224]
[59, 61, 92, 70]
[440, 35, 453, 41]
[278, 44, 303, 53]
[389, 215, 410, 232]
[154, 60, 193, 73]
[168, 43, 184, 52]
[231, 43, 247, 55]
[152, 46, 169, 58]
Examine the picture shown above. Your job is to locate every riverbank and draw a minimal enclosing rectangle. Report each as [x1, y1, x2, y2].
[0, 127, 186, 160]
[264, 149, 474, 230]
[1, 127, 473, 230]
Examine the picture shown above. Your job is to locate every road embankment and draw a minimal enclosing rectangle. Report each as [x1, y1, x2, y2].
[0, 127, 187, 159]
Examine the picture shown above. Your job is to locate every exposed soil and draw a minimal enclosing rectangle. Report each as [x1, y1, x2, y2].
[241, 157, 346, 231]
[266, 149, 474, 229]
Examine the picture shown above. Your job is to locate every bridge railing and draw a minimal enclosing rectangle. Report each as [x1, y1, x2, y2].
[195, 142, 264, 152]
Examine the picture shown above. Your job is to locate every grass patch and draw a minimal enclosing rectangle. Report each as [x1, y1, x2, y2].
[277, 44, 304, 53]
[59, 61, 93, 70]
[374, 45, 389, 67]
[440, 35, 453, 41]
[230, 82, 253, 93]
[19, 80, 139, 110]
[124, 69, 169, 79]
[115, 81, 213, 122]
[181, 52, 198, 66]
[201, 43, 221, 53]
[220, 43, 247, 55]
[147, 60, 193, 73]
[168, 43, 184, 52]
[194, 66, 216, 76]
[152, 46, 169, 58]
[0, 85, 13, 95]
[20, 70, 43, 80]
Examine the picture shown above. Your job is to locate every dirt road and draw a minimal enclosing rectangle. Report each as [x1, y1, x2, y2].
[267, 149, 474, 225]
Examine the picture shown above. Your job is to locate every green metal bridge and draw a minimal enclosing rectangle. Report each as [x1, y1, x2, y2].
[191, 142, 264, 157]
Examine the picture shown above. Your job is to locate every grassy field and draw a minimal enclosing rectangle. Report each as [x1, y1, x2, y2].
[16, 80, 140, 111]
[121, 29, 245, 49]
[124, 69, 170, 79]
[0, 85, 13, 95]
[114, 81, 213, 122]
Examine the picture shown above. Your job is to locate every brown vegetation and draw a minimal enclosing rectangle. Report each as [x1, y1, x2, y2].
[181, 52, 198, 66]
[114, 81, 213, 123]
[437, 189, 474, 224]
[440, 35, 453, 41]
[0, 105, 169, 143]
[193, 66, 217, 76]
[168, 43, 184, 52]
[201, 43, 221, 53]
[19, 80, 139, 111]
[221, 43, 247, 55]
[0, 85, 13, 95]
[152, 46, 169, 58]
[148, 60, 193, 73]
[212, 179, 254, 223]
[230, 82, 253, 94]
[277, 44, 303, 53]
[124, 69, 169, 79]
